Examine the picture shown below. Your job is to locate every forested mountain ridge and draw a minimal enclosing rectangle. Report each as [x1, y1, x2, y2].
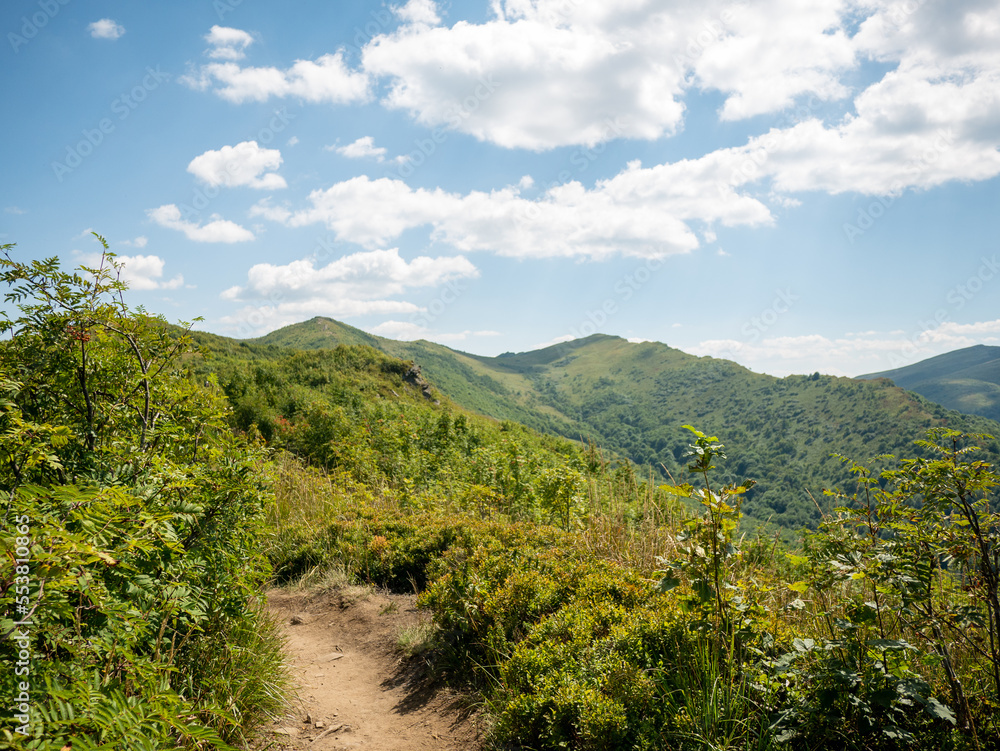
[858, 344, 1000, 422]
[194, 317, 1000, 530]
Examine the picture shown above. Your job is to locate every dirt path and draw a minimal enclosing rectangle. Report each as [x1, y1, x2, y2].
[264, 586, 482, 751]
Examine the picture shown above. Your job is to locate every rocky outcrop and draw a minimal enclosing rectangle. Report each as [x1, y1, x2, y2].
[403, 364, 436, 402]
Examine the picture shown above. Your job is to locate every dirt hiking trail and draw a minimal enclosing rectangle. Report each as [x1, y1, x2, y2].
[263, 587, 482, 751]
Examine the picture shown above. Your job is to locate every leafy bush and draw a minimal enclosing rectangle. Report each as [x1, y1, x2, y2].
[0, 241, 286, 748]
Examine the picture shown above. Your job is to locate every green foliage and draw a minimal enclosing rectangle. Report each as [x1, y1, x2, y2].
[773, 428, 1000, 748]
[0, 241, 286, 748]
[202, 311, 1000, 750]
[10, 240, 1000, 750]
[658, 426, 756, 634]
[247, 319, 1000, 533]
[267, 406, 1000, 750]
[197, 341, 604, 529]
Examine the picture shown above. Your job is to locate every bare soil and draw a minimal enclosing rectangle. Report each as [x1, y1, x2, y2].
[263, 586, 482, 751]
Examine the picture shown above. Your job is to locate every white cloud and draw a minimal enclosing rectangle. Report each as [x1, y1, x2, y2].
[287, 136, 299, 146]
[435, 329, 502, 342]
[76, 252, 182, 291]
[181, 52, 369, 104]
[254, 165, 772, 260]
[359, 0, 857, 150]
[690, 318, 1000, 377]
[394, 0, 441, 26]
[121, 235, 148, 248]
[205, 25, 254, 60]
[4, 206, 26, 215]
[220, 248, 479, 335]
[187, 141, 287, 189]
[370, 321, 503, 342]
[693, 1, 854, 121]
[88, 19, 125, 40]
[702, 0, 1000, 195]
[179, 0, 1000, 206]
[362, 9, 681, 150]
[372, 320, 430, 339]
[147, 204, 255, 243]
[330, 136, 388, 162]
[359, 0, 1000, 195]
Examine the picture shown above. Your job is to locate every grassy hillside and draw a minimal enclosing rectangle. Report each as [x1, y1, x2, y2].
[858, 344, 1000, 422]
[9, 253, 1000, 751]
[215, 318, 1000, 750]
[223, 318, 1000, 530]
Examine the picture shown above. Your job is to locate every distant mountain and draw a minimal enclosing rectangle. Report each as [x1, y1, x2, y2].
[858, 345, 1000, 422]
[225, 317, 1000, 531]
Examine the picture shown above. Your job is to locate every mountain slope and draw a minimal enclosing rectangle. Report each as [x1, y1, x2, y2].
[235, 318, 1000, 529]
[858, 345, 1000, 421]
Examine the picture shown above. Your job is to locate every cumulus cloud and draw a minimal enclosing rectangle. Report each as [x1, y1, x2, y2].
[692, 1, 854, 121]
[362, 7, 680, 150]
[187, 141, 287, 189]
[330, 136, 388, 161]
[182, 1, 1000, 205]
[121, 235, 148, 248]
[394, 0, 442, 26]
[219, 248, 479, 334]
[181, 51, 369, 104]
[88, 19, 125, 40]
[251, 164, 772, 260]
[147, 204, 255, 243]
[76, 252, 182, 291]
[205, 25, 254, 60]
[359, 0, 857, 150]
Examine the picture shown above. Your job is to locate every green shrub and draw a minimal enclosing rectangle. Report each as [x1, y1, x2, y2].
[0, 242, 286, 748]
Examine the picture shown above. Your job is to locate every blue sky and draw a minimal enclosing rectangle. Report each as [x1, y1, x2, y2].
[3, 0, 999, 377]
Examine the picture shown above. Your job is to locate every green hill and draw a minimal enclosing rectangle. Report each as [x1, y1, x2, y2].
[858, 345, 1000, 421]
[193, 318, 1000, 531]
